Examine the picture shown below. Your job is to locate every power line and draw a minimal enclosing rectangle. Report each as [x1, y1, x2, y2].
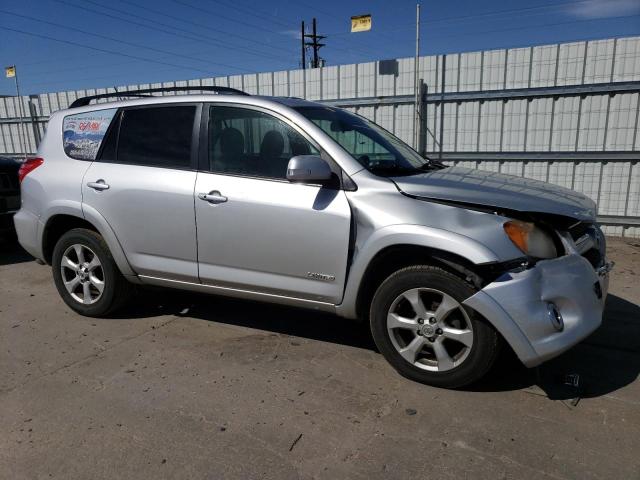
[0, 25, 224, 77]
[101, 0, 297, 56]
[49, 0, 293, 65]
[0, 9, 251, 72]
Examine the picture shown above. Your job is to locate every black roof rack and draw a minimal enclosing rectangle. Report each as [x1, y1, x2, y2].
[70, 86, 248, 108]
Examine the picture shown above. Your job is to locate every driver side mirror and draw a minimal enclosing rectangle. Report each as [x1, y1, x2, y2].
[286, 155, 333, 183]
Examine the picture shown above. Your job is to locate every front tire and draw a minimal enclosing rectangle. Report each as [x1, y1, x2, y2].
[52, 228, 132, 317]
[370, 265, 501, 388]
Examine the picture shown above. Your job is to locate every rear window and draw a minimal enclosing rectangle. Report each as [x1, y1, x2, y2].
[62, 108, 117, 160]
[116, 106, 195, 168]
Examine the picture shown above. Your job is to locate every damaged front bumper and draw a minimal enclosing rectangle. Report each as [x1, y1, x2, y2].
[464, 253, 611, 367]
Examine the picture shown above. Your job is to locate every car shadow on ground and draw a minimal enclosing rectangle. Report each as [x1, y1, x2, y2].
[120, 287, 640, 400]
[0, 235, 33, 266]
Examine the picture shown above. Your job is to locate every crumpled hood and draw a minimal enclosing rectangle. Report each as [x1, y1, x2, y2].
[391, 166, 596, 222]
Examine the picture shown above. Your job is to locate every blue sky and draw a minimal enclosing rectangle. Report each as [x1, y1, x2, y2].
[1, 0, 639, 95]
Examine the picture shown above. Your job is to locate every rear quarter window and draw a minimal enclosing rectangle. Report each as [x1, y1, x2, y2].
[62, 108, 118, 160]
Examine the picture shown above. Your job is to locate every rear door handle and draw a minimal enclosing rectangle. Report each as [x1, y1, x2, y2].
[87, 179, 110, 191]
[198, 191, 227, 204]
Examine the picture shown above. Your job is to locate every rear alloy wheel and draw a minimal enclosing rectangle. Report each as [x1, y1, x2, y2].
[370, 265, 501, 388]
[52, 228, 132, 316]
[60, 244, 105, 305]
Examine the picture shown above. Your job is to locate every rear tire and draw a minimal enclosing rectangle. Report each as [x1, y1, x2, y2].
[52, 228, 133, 317]
[370, 265, 501, 388]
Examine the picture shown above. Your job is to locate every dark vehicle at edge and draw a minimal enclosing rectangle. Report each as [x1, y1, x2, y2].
[0, 156, 21, 237]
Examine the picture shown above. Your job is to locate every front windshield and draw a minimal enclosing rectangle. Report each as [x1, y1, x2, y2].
[294, 106, 433, 176]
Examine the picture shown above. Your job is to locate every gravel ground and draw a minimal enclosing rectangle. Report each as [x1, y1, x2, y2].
[1, 236, 639, 479]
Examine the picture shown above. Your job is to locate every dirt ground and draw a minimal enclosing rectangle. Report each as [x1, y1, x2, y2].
[1, 236, 639, 479]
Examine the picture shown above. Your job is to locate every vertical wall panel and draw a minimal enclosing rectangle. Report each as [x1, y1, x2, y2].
[305, 68, 321, 100]
[548, 162, 574, 188]
[444, 54, 459, 92]
[458, 52, 482, 92]
[376, 105, 394, 133]
[420, 55, 440, 93]
[482, 50, 506, 90]
[358, 62, 375, 97]
[606, 93, 638, 150]
[551, 97, 580, 151]
[273, 71, 288, 96]
[523, 162, 548, 181]
[526, 98, 553, 151]
[339, 64, 357, 98]
[556, 41, 586, 85]
[397, 58, 415, 95]
[627, 163, 640, 216]
[613, 37, 640, 82]
[425, 103, 440, 153]
[584, 39, 615, 84]
[456, 102, 479, 151]
[395, 104, 414, 146]
[598, 162, 631, 215]
[531, 44, 558, 87]
[505, 47, 531, 89]
[502, 100, 527, 151]
[478, 101, 502, 151]
[322, 66, 338, 99]
[577, 95, 608, 151]
[289, 69, 304, 98]
[572, 162, 602, 203]
[258, 72, 273, 96]
[441, 103, 456, 151]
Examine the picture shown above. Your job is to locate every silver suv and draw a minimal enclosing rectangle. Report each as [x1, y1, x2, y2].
[14, 87, 612, 388]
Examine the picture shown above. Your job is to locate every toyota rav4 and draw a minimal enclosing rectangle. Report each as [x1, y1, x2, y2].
[14, 87, 612, 388]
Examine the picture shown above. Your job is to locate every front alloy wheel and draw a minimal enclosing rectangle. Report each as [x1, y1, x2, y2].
[370, 265, 501, 388]
[387, 288, 473, 372]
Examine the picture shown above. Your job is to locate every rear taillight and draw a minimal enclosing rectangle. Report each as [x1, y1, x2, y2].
[18, 157, 44, 183]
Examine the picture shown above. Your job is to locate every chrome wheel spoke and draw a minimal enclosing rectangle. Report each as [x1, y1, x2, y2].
[441, 327, 473, 347]
[434, 293, 459, 322]
[87, 256, 101, 271]
[402, 289, 428, 319]
[82, 282, 92, 304]
[399, 335, 426, 363]
[74, 245, 86, 264]
[387, 312, 417, 330]
[61, 256, 78, 271]
[89, 275, 104, 293]
[64, 276, 80, 294]
[432, 339, 455, 371]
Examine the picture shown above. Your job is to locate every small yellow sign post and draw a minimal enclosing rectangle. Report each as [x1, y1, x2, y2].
[4, 65, 29, 158]
[350, 14, 371, 33]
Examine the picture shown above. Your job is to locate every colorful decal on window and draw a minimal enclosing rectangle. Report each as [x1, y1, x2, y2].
[63, 108, 117, 160]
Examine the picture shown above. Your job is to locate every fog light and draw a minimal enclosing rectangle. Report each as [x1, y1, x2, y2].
[547, 303, 564, 332]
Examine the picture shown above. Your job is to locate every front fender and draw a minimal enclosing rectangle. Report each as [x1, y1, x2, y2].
[335, 224, 501, 319]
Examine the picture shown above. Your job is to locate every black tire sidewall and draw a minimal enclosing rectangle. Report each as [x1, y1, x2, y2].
[370, 266, 500, 388]
[52, 228, 122, 317]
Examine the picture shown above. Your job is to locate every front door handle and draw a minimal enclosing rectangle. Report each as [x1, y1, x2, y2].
[87, 179, 110, 191]
[198, 191, 227, 204]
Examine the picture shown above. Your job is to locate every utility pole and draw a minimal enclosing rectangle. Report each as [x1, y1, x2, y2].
[413, 3, 421, 150]
[303, 18, 326, 68]
[301, 20, 306, 69]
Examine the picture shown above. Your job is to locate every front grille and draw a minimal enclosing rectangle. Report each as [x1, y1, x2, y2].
[567, 222, 605, 269]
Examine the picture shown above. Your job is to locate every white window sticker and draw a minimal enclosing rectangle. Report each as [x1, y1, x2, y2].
[63, 108, 117, 160]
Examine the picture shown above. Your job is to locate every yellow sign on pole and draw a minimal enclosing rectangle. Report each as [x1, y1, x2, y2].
[351, 14, 371, 33]
[5, 66, 16, 78]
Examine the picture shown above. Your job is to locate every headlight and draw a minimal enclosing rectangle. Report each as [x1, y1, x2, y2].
[503, 220, 557, 258]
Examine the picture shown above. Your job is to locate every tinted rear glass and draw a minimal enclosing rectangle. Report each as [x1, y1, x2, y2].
[117, 106, 195, 168]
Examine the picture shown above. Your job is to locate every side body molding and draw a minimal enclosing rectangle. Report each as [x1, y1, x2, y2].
[335, 224, 501, 319]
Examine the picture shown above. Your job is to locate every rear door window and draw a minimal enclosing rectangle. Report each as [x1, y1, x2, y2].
[63, 108, 117, 160]
[116, 106, 196, 168]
